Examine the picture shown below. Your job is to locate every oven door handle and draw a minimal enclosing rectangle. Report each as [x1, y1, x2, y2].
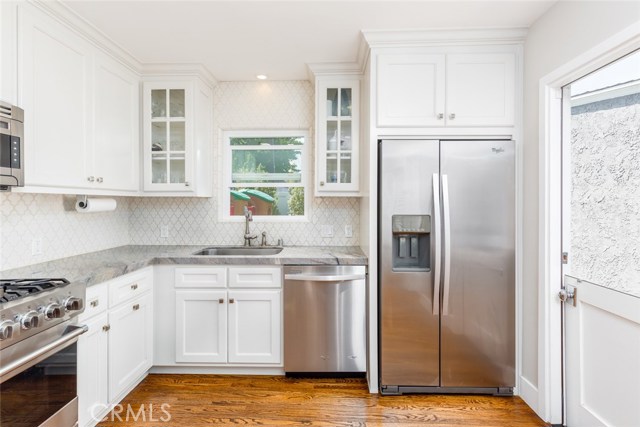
[0, 324, 88, 382]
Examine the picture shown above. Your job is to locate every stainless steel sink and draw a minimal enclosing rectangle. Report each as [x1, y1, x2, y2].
[192, 246, 283, 256]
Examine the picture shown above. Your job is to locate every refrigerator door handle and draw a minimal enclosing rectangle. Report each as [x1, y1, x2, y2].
[432, 173, 441, 315]
[442, 174, 452, 315]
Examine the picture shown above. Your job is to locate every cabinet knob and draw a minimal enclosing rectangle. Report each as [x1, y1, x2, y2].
[131, 284, 138, 290]
[102, 324, 110, 332]
[449, 113, 456, 120]
[132, 304, 140, 311]
[437, 113, 444, 120]
[87, 176, 95, 182]
[97, 177, 103, 183]
[229, 298, 235, 304]
[90, 300, 99, 308]
[218, 298, 224, 304]
[320, 181, 325, 187]
[185, 181, 190, 187]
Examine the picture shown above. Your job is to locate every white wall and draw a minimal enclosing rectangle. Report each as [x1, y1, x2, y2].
[521, 0, 640, 414]
[0, 193, 130, 270]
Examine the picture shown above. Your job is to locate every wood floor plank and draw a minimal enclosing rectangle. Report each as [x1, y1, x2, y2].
[96, 375, 548, 426]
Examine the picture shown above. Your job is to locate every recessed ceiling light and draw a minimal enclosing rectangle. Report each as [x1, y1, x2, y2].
[256, 74, 267, 80]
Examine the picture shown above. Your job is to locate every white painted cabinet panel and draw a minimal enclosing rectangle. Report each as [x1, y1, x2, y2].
[108, 292, 153, 401]
[19, 3, 92, 188]
[377, 53, 445, 127]
[314, 77, 361, 195]
[446, 53, 515, 127]
[108, 268, 152, 307]
[175, 290, 227, 363]
[78, 312, 109, 427]
[228, 267, 282, 289]
[93, 53, 139, 192]
[175, 267, 227, 289]
[228, 290, 282, 364]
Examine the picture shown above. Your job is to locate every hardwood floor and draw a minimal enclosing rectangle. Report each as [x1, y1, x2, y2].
[97, 375, 548, 426]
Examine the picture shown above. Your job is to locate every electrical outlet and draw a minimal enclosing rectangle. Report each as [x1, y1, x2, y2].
[31, 238, 43, 256]
[344, 225, 353, 238]
[320, 225, 334, 238]
[160, 226, 169, 238]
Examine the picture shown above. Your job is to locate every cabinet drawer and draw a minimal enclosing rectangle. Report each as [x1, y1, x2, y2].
[81, 283, 108, 320]
[228, 267, 282, 289]
[109, 269, 152, 308]
[175, 267, 227, 288]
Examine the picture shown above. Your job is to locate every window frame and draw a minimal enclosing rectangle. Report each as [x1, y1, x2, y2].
[221, 129, 311, 222]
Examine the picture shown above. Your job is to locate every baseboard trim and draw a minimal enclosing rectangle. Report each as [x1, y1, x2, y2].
[150, 366, 285, 375]
[519, 375, 539, 414]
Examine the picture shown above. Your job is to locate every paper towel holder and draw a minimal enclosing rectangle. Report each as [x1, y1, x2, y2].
[76, 195, 88, 209]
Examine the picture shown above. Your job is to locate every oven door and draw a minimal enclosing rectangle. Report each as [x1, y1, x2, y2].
[0, 324, 87, 427]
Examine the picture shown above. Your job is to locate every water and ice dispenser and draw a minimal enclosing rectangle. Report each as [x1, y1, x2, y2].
[391, 215, 430, 271]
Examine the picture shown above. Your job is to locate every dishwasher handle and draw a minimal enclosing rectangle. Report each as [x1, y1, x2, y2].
[284, 273, 366, 282]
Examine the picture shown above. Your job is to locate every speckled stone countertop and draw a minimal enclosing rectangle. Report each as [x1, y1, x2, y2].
[0, 245, 367, 288]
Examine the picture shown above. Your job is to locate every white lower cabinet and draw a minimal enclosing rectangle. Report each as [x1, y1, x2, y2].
[78, 312, 109, 427]
[228, 290, 281, 364]
[77, 268, 153, 427]
[108, 292, 154, 401]
[174, 266, 283, 366]
[175, 290, 227, 363]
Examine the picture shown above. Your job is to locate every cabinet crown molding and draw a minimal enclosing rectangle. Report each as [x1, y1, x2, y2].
[362, 28, 528, 48]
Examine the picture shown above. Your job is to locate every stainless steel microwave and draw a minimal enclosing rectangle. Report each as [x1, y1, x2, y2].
[0, 101, 24, 190]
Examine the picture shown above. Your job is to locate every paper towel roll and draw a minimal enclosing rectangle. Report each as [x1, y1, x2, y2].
[75, 197, 117, 213]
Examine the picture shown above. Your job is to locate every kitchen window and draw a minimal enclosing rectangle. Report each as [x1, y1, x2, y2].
[222, 130, 309, 220]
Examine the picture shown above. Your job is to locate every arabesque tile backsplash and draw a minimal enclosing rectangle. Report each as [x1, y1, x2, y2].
[0, 81, 360, 271]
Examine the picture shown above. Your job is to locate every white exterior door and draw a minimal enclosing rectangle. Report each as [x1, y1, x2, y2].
[564, 275, 640, 427]
[175, 290, 227, 363]
[228, 290, 281, 364]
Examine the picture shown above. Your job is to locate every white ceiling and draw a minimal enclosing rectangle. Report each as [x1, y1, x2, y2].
[63, 0, 557, 81]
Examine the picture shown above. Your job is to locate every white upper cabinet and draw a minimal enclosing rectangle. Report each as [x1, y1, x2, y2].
[17, 2, 140, 193]
[445, 53, 515, 127]
[376, 49, 516, 128]
[93, 52, 140, 192]
[142, 78, 213, 197]
[314, 77, 360, 196]
[377, 54, 445, 127]
[19, 3, 92, 189]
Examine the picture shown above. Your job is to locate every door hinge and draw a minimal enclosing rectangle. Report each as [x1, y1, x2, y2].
[562, 252, 569, 264]
[558, 285, 577, 307]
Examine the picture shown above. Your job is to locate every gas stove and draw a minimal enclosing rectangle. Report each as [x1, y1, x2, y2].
[0, 277, 85, 350]
[0, 278, 87, 427]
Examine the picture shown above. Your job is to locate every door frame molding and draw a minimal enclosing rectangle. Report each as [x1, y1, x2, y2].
[537, 22, 640, 424]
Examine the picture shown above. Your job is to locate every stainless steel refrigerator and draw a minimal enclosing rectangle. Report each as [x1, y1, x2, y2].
[379, 139, 515, 395]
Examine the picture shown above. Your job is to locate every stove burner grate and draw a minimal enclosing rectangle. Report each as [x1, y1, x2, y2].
[0, 278, 70, 303]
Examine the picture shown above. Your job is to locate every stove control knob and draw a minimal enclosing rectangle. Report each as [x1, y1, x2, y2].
[44, 303, 64, 320]
[20, 310, 42, 330]
[0, 320, 15, 340]
[64, 297, 84, 312]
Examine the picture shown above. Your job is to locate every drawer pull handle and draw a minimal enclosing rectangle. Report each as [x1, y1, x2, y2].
[131, 284, 138, 290]
[229, 298, 235, 304]
[133, 304, 140, 311]
[90, 300, 99, 308]
[102, 325, 110, 332]
[218, 298, 224, 304]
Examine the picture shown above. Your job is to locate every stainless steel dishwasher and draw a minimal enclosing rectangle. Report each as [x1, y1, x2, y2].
[283, 265, 367, 374]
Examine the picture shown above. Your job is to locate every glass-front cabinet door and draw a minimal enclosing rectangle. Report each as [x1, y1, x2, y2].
[143, 82, 193, 192]
[316, 78, 360, 195]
